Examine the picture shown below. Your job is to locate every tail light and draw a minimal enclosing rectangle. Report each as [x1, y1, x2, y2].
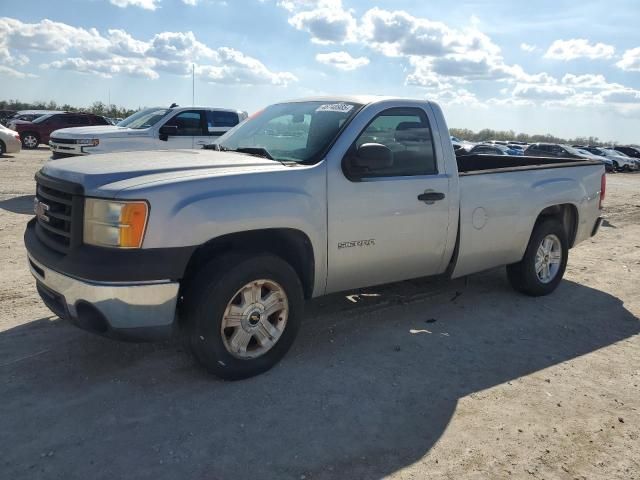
[599, 173, 606, 209]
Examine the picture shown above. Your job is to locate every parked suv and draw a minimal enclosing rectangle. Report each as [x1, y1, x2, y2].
[613, 146, 640, 159]
[6, 110, 64, 130]
[49, 106, 247, 158]
[524, 143, 585, 158]
[14, 113, 110, 149]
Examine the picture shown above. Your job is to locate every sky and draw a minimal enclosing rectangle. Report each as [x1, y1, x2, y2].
[1, 0, 640, 142]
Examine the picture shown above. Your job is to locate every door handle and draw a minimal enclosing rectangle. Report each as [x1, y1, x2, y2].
[417, 191, 445, 204]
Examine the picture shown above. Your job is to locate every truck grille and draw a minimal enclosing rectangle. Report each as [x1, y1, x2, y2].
[49, 137, 75, 144]
[34, 172, 84, 254]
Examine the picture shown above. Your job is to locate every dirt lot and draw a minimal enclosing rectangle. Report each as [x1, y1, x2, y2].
[0, 147, 639, 480]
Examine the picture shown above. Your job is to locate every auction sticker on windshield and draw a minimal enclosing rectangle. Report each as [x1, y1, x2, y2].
[316, 103, 354, 113]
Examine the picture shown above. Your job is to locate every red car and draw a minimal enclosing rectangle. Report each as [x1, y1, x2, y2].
[13, 112, 110, 149]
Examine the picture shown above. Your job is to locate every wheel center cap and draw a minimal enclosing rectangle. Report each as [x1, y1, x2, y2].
[248, 310, 261, 326]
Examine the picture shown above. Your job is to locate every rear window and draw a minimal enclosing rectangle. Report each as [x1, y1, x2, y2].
[208, 111, 240, 128]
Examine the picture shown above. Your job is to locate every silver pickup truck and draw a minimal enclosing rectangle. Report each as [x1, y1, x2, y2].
[25, 96, 605, 379]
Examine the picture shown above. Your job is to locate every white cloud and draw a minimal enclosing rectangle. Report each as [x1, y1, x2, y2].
[43, 57, 159, 79]
[520, 43, 537, 53]
[198, 47, 297, 85]
[512, 84, 575, 101]
[0, 17, 296, 85]
[0, 65, 37, 78]
[428, 88, 486, 108]
[315, 51, 368, 70]
[601, 88, 640, 104]
[616, 47, 640, 72]
[544, 39, 615, 60]
[286, 0, 357, 44]
[182, 0, 198, 4]
[109, 0, 159, 10]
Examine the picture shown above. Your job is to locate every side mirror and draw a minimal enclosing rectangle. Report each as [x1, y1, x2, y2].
[159, 124, 178, 141]
[351, 143, 393, 171]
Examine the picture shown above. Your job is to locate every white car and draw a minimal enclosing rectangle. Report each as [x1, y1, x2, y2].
[48, 106, 247, 159]
[585, 147, 638, 171]
[0, 124, 22, 156]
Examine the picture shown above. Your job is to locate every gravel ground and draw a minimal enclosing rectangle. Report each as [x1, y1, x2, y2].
[1, 147, 639, 480]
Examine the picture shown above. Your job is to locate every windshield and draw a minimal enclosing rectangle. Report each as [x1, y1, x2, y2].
[604, 148, 626, 157]
[118, 108, 171, 129]
[562, 145, 583, 156]
[32, 114, 53, 124]
[215, 101, 362, 163]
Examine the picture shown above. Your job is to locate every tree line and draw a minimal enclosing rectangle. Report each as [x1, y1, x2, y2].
[449, 127, 613, 147]
[0, 100, 137, 119]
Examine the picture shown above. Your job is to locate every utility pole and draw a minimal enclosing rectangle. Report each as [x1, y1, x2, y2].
[192, 64, 195, 106]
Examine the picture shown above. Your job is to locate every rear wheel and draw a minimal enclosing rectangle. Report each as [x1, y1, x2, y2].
[182, 253, 304, 380]
[0, 140, 5, 156]
[612, 160, 620, 171]
[507, 218, 568, 296]
[21, 133, 39, 149]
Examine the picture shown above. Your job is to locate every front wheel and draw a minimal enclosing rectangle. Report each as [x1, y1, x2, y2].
[182, 253, 304, 380]
[21, 133, 39, 149]
[507, 219, 568, 296]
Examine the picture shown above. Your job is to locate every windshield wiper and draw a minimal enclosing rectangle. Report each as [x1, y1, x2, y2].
[206, 145, 298, 167]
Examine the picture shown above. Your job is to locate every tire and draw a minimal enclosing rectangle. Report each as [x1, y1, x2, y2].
[0, 140, 5, 156]
[182, 252, 304, 380]
[21, 132, 39, 149]
[612, 160, 619, 171]
[506, 218, 568, 297]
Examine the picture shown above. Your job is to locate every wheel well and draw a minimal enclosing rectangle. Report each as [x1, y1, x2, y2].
[21, 131, 39, 140]
[181, 229, 315, 299]
[535, 204, 578, 247]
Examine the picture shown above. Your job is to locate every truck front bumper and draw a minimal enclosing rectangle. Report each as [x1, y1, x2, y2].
[28, 253, 179, 341]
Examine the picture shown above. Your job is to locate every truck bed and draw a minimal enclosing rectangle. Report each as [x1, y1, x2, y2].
[451, 157, 604, 279]
[456, 154, 601, 175]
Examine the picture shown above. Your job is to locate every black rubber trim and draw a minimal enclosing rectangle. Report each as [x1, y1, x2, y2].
[591, 217, 603, 237]
[456, 154, 602, 176]
[25, 218, 196, 282]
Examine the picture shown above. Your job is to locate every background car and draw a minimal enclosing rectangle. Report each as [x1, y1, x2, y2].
[6, 110, 63, 130]
[0, 123, 22, 156]
[13, 112, 110, 149]
[466, 143, 511, 155]
[574, 148, 615, 172]
[524, 143, 585, 158]
[613, 145, 640, 159]
[579, 146, 638, 171]
[0, 110, 17, 127]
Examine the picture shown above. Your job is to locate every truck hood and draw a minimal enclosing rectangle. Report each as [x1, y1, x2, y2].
[41, 149, 293, 196]
[51, 125, 149, 139]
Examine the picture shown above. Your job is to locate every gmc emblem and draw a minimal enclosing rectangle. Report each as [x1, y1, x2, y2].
[34, 198, 50, 223]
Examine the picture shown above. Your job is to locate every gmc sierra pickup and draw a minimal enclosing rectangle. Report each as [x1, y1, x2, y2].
[25, 96, 605, 379]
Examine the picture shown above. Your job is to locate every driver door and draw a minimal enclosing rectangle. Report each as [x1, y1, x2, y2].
[159, 110, 206, 149]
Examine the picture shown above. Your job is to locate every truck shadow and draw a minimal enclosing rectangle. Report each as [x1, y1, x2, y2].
[0, 194, 35, 215]
[0, 270, 638, 480]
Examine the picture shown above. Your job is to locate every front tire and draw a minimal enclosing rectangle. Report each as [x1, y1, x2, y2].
[182, 253, 304, 380]
[507, 218, 568, 296]
[21, 133, 39, 149]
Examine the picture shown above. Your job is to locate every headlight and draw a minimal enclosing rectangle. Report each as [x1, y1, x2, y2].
[84, 198, 149, 248]
[77, 139, 99, 146]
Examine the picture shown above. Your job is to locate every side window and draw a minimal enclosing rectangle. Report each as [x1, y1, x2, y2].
[164, 111, 205, 136]
[346, 108, 436, 179]
[551, 146, 564, 156]
[207, 111, 240, 129]
[63, 115, 87, 126]
[92, 116, 109, 125]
